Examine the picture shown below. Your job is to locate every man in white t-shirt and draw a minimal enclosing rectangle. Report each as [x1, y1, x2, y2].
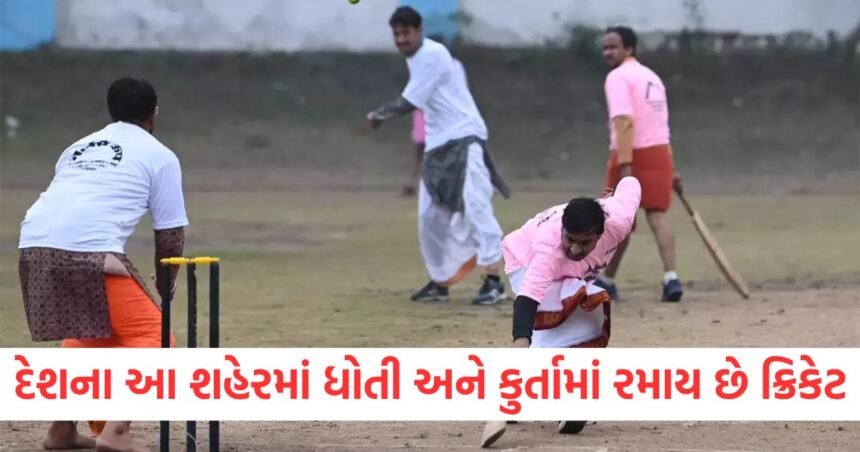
[367, 6, 510, 305]
[18, 77, 187, 451]
[400, 39, 468, 198]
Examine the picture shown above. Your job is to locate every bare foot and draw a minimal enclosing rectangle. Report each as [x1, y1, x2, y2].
[95, 422, 149, 452]
[43, 421, 96, 449]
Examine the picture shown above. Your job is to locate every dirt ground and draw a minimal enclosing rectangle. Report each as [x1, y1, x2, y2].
[1, 49, 859, 450]
[1, 419, 857, 451]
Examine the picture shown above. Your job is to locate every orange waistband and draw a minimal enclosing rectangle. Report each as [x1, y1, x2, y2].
[612, 143, 671, 153]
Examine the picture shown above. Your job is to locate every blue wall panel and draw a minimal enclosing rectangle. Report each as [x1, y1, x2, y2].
[400, 0, 459, 44]
[1, 0, 55, 51]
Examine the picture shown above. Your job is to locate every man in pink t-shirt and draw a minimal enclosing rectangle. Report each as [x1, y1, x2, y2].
[598, 26, 684, 303]
[481, 178, 640, 447]
[504, 177, 640, 348]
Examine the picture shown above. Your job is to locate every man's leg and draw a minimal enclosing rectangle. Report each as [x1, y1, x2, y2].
[596, 153, 624, 300]
[634, 145, 682, 301]
[462, 144, 505, 305]
[596, 234, 629, 300]
[482, 262, 499, 276]
[98, 276, 167, 451]
[43, 421, 96, 450]
[474, 262, 503, 305]
[558, 285, 611, 435]
[64, 275, 170, 451]
[413, 183, 455, 301]
[604, 235, 630, 280]
[96, 421, 149, 452]
[645, 209, 683, 301]
[645, 209, 676, 273]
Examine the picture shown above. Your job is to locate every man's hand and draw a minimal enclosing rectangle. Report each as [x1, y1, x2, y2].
[400, 183, 416, 197]
[366, 112, 382, 130]
[601, 187, 615, 198]
[150, 273, 177, 300]
[619, 163, 633, 179]
[366, 97, 415, 131]
[154, 226, 184, 302]
[673, 172, 683, 195]
[513, 337, 530, 348]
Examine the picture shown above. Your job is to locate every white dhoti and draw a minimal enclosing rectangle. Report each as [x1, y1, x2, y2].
[508, 268, 610, 348]
[418, 143, 503, 285]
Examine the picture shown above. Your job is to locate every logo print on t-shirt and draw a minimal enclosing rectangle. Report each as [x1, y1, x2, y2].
[645, 81, 666, 112]
[536, 209, 558, 227]
[583, 262, 608, 282]
[69, 140, 123, 170]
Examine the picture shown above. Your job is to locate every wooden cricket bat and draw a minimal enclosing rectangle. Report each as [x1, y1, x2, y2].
[675, 188, 750, 299]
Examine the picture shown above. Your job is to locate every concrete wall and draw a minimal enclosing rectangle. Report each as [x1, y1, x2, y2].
[461, 0, 860, 47]
[0, 0, 55, 51]
[55, 0, 399, 52]
[49, 0, 860, 51]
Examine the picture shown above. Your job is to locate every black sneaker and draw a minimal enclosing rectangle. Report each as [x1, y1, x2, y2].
[557, 420, 587, 434]
[410, 281, 449, 302]
[661, 278, 683, 302]
[472, 275, 505, 305]
[593, 277, 619, 300]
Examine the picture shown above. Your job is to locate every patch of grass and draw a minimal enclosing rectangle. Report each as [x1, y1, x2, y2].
[2, 189, 857, 347]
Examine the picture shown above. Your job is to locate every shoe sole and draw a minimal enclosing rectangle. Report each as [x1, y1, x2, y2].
[557, 420, 587, 434]
[411, 295, 449, 302]
[472, 292, 506, 306]
[662, 291, 683, 302]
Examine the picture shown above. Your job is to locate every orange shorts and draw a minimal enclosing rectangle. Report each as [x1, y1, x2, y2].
[63, 275, 175, 348]
[605, 144, 675, 212]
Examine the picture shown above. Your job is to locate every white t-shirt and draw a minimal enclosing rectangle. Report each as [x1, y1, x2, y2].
[19, 122, 189, 253]
[402, 39, 488, 150]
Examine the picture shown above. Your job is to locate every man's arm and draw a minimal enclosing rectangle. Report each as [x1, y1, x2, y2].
[510, 249, 561, 347]
[367, 48, 449, 129]
[613, 115, 635, 179]
[670, 145, 684, 194]
[512, 295, 539, 347]
[602, 176, 642, 241]
[154, 227, 185, 300]
[148, 154, 189, 299]
[605, 72, 635, 180]
[366, 97, 416, 129]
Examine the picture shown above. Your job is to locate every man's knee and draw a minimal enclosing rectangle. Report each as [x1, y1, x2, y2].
[645, 208, 668, 224]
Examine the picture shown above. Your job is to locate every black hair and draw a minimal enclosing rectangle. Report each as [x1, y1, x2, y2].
[389, 6, 422, 28]
[562, 197, 606, 235]
[107, 77, 157, 123]
[606, 26, 638, 55]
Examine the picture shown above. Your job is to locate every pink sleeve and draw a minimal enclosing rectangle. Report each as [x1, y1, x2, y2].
[602, 177, 641, 241]
[411, 109, 425, 144]
[517, 247, 560, 302]
[605, 71, 633, 119]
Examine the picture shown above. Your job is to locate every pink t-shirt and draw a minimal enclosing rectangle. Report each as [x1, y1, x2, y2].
[411, 109, 425, 144]
[502, 177, 641, 302]
[605, 58, 670, 150]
